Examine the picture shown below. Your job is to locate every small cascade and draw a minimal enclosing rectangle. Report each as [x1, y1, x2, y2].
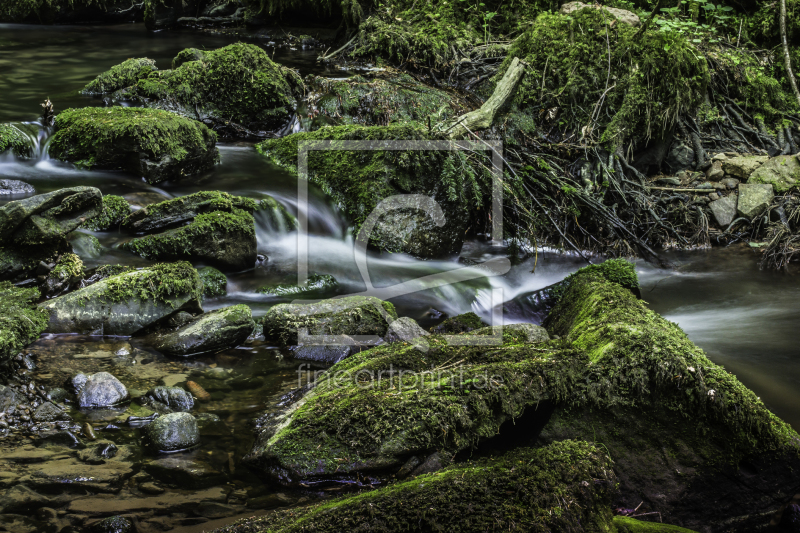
[0, 120, 52, 163]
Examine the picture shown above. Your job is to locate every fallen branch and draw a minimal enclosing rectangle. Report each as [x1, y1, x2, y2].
[651, 187, 717, 193]
[318, 34, 357, 62]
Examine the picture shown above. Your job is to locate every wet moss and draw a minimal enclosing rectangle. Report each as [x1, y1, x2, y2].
[49, 252, 84, 280]
[87, 261, 202, 306]
[122, 191, 258, 233]
[222, 440, 616, 533]
[198, 266, 227, 297]
[80, 195, 132, 232]
[0, 281, 49, 365]
[256, 195, 297, 232]
[0, 123, 31, 158]
[81, 58, 157, 95]
[256, 273, 337, 297]
[429, 311, 487, 334]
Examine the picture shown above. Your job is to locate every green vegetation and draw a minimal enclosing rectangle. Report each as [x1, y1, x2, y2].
[614, 516, 699, 532]
[429, 311, 486, 333]
[50, 252, 84, 280]
[198, 266, 227, 297]
[0, 282, 49, 364]
[0, 124, 30, 157]
[81, 195, 131, 231]
[122, 191, 258, 233]
[89, 261, 203, 306]
[81, 58, 157, 95]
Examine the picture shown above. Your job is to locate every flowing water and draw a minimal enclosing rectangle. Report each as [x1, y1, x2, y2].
[1, 22, 799, 533]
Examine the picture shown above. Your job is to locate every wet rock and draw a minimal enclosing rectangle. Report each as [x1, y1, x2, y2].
[411, 451, 447, 476]
[262, 295, 397, 346]
[0, 385, 19, 413]
[32, 402, 68, 422]
[79, 265, 135, 288]
[142, 386, 194, 413]
[430, 312, 487, 334]
[121, 191, 258, 234]
[385, 317, 430, 343]
[664, 139, 695, 173]
[144, 455, 224, 488]
[291, 344, 351, 365]
[25, 455, 135, 492]
[257, 273, 338, 297]
[49, 107, 218, 184]
[77, 373, 129, 408]
[43, 253, 84, 296]
[67, 486, 227, 516]
[0, 179, 35, 195]
[709, 196, 737, 227]
[0, 124, 32, 157]
[0, 485, 50, 514]
[80, 195, 132, 232]
[142, 412, 199, 452]
[198, 266, 227, 297]
[84, 515, 134, 533]
[748, 154, 800, 193]
[721, 155, 769, 179]
[737, 183, 774, 219]
[41, 262, 203, 336]
[120, 209, 256, 272]
[77, 440, 121, 465]
[559, 1, 640, 25]
[38, 430, 82, 448]
[81, 57, 157, 95]
[145, 305, 255, 357]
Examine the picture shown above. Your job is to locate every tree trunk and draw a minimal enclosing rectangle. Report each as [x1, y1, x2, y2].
[781, 0, 800, 108]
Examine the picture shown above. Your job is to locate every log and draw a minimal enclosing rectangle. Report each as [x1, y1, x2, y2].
[446, 57, 526, 139]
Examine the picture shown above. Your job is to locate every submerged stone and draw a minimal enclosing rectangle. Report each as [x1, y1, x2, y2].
[40, 262, 204, 335]
[78, 372, 129, 408]
[143, 412, 200, 452]
[48, 107, 218, 184]
[142, 386, 195, 413]
[144, 304, 255, 357]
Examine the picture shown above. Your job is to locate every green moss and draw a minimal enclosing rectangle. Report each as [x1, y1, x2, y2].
[256, 195, 297, 232]
[614, 516, 699, 532]
[122, 191, 258, 233]
[221, 441, 616, 533]
[81, 58, 157, 95]
[50, 252, 84, 280]
[0, 123, 31, 158]
[0, 282, 48, 365]
[89, 261, 202, 306]
[49, 107, 217, 172]
[81, 195, 131, 232]
[198, 266, 227, 297]
[429, 311, 487, 334]
[256, 273, 337, 297]
[132, 43, 299, 130]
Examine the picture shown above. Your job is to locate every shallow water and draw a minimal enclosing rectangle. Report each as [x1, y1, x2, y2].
[1, 22, 800, 533]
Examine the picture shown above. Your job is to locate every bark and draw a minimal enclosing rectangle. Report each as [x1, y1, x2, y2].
[781, 0, 800, 108]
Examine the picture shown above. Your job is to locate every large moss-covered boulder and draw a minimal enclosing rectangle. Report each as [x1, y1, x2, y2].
[259, 124, 488, 258]
[261, 295, 398, 346]
[80, 195, 132, 232]
[40, 262, 203, 335]
[100, 43, 298, 135]
[0, 187, 102, 281]
[222, 441, 618, 532]
[81, 58, 157, 95]
[119, 209, 256, 272]
[144, 304, 255, 356]
[0, 282, 49, 367]
[49, 107, 218, 184]
[0, 123, 32, 158]
[121, 191, 257, 234]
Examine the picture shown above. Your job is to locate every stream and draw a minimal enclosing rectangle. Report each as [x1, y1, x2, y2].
[1, 22, 799, 533]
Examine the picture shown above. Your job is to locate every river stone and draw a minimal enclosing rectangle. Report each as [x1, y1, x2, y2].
[84, 516, 135, 533]
[143, 412, 199, 452]
[144, 455, 225, 488]
[385, 317, 430, 343]
[664, 139, 695, 173]
[262, 295, 398, 346]
[257, 273, 338, 297]
[709, 196, 737, 227]
[32, 402, 68, 422]
[145, 304, 255, 357]
[0, 179, 34, 195]
[721, 177, 739, 189]
[559, 1, 640, 26]
[748, 154, 800, 193]
[142, 386, 194, 412]
[292, 344, 351, 365]
[721, 155, 769, 179]
[40, 262, 203, 336]
[121, 191, 257, 234]
[78, 372, 129, 408]
[430, 312, 488, 334]
[198, 266, 227, 297]
[737, 183, 774, 219]
[0, 385, 19, 413]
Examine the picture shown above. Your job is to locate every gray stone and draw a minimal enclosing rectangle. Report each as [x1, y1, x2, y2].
[40, 263, 203, 336]
[25, 455, 135, 492]
[706, 161, 724, 180]
[721, 156, 769, 179]
[144, 455, 224, 488]
[77, 441, 124, 465]
[664, 139, 695, 173]
[709, 192, 720, 201]
[0, 385, 19, 413]
[32, 402, 68, 422]
[748, 155, 800, 193]
[0, 180, 35, 195]
[142, 386, 194, 413]
[410, 452, 447, 476]
[709, 196, 737, 227]
[78, 372, 129, 408]
[737, 183, 774, 219]
[559, 1, 640, 26]
[385, 317, 430, 344]
[145, 304, 254, 357]
[143, 412, 199, 452]
[292, 344, 351, 365]
[721, 177, 739, 189]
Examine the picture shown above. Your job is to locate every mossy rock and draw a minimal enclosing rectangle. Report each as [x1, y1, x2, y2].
[144, 304, 254, 357]
[258, 124, 489, 258]
[129, 43, 299, 134]
[261, 295, 397, 346]
[81, 195, 132, 232]
[49, 107, 218, 184]
[81, 58, 157, 95]
[40, 262, 203, 335]
[197, 266, 226, 297]
[120, 209, 256, 272]
[429, 311, 487, 334]
[223, 441, 617, 532]
[81, 264, 136, 287]
[747, 155, 800, 193]
[121, 191, 257, 234]
[255, 195, 297, 233]
[44, 252, 84, 296]
[256, 273, 338, 297]
[0, 123, 32, 158]
[0, 282, 49, 368]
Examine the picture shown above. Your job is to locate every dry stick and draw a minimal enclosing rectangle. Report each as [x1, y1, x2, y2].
[781, 0, 800, 107]
[318, 34, 357, 61]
